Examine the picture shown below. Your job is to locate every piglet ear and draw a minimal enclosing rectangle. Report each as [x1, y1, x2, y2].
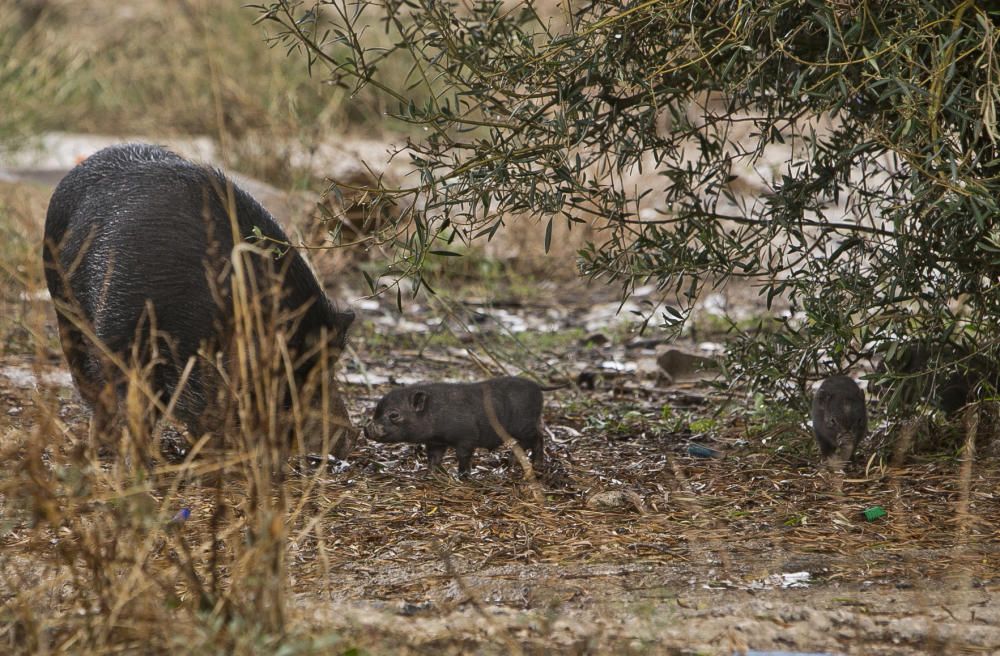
[411, 390, 428, 413]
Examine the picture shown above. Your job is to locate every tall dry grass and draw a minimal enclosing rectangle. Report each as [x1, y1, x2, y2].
[0, 183, 356, 654]
[0, 0, 416, 185]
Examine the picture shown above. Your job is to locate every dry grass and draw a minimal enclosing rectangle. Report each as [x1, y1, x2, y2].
[0, 0, 612, 283]
[0, 171, 360, 653]
[3, 368, 999, 653]
[2, 6, 1000, 654]
[1, 0, 410, 185]
[2, 131, 998, 656]
[285, 449, 1000, 588]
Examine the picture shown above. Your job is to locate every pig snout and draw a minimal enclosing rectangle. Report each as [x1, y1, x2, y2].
[333, 308, 356, 348]
[363, 421, 382, 440]
[338, 308, 356, 326]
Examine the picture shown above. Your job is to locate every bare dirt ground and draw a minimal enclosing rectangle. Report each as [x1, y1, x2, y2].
[2, 169, 999, 655]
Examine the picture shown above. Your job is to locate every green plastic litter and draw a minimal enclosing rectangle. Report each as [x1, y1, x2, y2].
[863, 506, 887, 521]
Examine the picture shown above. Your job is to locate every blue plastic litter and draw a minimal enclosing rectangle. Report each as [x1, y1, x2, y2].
[687, 444, 723, 458]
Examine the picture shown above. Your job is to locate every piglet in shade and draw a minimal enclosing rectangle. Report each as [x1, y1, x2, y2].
[811, 375, 867, 467]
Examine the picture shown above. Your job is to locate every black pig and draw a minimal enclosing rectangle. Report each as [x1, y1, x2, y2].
[811, 376, 867, 466]
[364, 377, 545, 475]
[43, 143, 355, 457]
[874, 342, 997, 415]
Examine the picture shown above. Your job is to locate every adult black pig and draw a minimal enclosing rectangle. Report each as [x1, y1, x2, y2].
[43, 143, 355, 458]
[364, 376, 545, 475]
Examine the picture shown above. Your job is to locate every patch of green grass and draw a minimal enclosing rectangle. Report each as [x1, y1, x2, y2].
[573, 402, 729, 441]
[687, 310, 735, 337]
[355, 320, 462, 355]
[419, 248, 551, 302]
[744, 392, 807, 434]
[585, 405, 687, 440]
[513, 328, 586, 352]
[687, 416, 717, 433]
[688, 308, 782, 339]
[362, 241, 581, 309]
[783, 514, 807, 527]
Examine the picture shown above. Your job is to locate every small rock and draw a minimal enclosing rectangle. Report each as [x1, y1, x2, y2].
[585, 490, 646, 513]
[600, 360, 637, 373]
[0, 366, 37, 389]
[656, 348, 720, 385]
[399, 600, 434, 616]
[582, 300, 642, 332]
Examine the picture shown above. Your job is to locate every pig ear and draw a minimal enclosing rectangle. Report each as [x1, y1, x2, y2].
[411, 391, 428, 413]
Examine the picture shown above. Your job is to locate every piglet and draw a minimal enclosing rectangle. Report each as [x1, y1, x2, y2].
[365, 376, 545, 475]
[811, 375, 867, 467]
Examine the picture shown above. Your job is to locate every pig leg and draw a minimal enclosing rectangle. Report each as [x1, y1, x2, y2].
[57, 321, 110, 454]
[832, 429, 858, 470]
[87, 382, 120, 456]
[455, 444, 475, 476]
[529, 428, 544, 468]
[327, 383, 358, 459]
[426, 444, 447, 471]
[70, 337, 127, 459]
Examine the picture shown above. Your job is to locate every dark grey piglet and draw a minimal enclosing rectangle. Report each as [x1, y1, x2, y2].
[811, 375, 867, 466]
[364, 376, 545, 475]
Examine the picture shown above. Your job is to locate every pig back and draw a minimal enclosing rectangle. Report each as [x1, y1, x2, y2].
[471, 377, 543, 447]
[43, 143, 353, 433]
